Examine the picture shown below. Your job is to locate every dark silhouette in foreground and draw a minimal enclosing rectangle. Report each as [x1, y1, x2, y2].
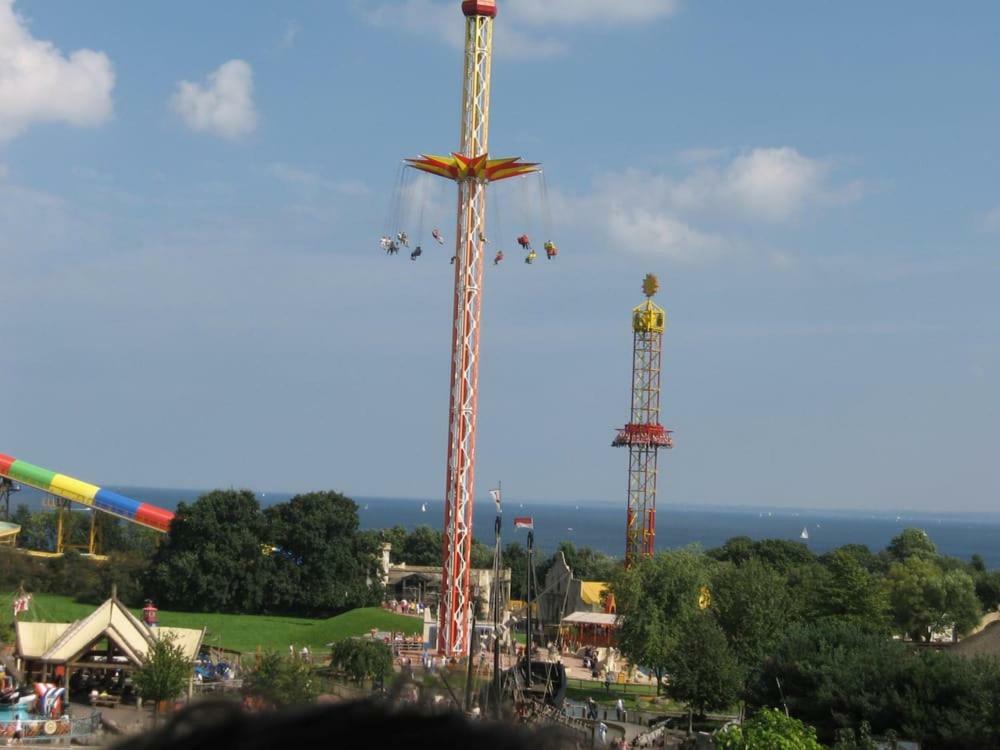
[113, 699, 575, 750]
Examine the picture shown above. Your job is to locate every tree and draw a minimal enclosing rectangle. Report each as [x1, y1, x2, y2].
[715, 708, 824, 750]
[380, 525, 408, 562]
[886, 557, 981, 641]
[99, 515, 161, 558]
[76, 552, 151, 607]
[470, 538, 493, 569]
[808, 549, 889, 629]
[665, 614, 742, 722]
[265, 491, 380, 615]
[400, 526, 443, 566]
[329, 638, 393, 686]
[891, 650, 998, 748]
[824, 543, 882, 574]
[242, 651, 319, 708]
[746, 619, 908, 741]
[711, 559, 792, 674]
[12, 505, 59, 551]
[132, 633, 193, 715]
[885, 528, 937, 563]
[751, 621, 1000, 746]
[707, 536, 755, 566]
[972, 569, 1000, 613]
[612, 549, 712, 695]
[752, 539, 815, 574]
[145, 490, 271, 613]
[831, 722, 877, 750]
[504, 543, 528, 600]
[555, 542, 619, 581]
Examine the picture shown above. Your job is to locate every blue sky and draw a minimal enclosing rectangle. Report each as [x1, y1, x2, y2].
[1, 0, 997, 512]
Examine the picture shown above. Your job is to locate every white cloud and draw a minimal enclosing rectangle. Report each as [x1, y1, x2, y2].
[494, 25, 568, 59]
[676, 147, 728, 165]
[269, 162, 371, 197]
[363, 0, 462, 49]
[505, 0, 679, 26]
[270, 162, 326, 187]
[718, 147, 829, 221]
[557, 147, 858, 263]
[359, 0, 676, 57]
[607, 208, 722, 261]
[278, 20, 299, 49]
[0, 0, 114, 141]
[171, 60, 257, 140]
[980, 205, 1000, 233]
[609, 147, 838, 222]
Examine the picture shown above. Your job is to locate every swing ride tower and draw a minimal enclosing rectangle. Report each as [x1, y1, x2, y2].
[613, 275, 674, 566]
[404, 0, 539, 656]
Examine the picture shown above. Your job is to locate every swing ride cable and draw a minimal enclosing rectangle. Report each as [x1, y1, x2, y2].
[540, 170, 554, 244]
[416, 175, 427, 247]
[490, 179, 505, 260]
[396, 166, 414, 239]
[385, 162, 406, 240]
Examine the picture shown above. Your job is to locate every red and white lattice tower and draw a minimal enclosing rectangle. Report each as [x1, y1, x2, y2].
[613, 274, 674, 566]
[403, 0, 539, 656]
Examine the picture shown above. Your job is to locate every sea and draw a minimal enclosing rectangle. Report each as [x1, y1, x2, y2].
[9, 485, 1000, 569]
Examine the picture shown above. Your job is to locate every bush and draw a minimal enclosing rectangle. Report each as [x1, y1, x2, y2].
[329, 638, 393, 686]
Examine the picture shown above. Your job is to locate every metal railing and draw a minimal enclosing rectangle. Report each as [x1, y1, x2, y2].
[0, 710, 102, 743]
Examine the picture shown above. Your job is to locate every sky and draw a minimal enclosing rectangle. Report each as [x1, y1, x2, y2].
[0, 0, 998, 512]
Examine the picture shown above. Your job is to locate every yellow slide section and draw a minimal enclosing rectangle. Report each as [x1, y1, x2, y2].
[49, 474, 100, 506]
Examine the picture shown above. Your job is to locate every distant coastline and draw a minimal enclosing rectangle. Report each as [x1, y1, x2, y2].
[9, 484, 1000, 568]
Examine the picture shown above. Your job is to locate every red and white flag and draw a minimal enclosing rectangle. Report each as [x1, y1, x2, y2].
[514, 517, 533, 530]
[12, 593, 31, 617]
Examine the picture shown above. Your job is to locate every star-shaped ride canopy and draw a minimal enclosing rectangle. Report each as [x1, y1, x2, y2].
[405, 153, 539, 183]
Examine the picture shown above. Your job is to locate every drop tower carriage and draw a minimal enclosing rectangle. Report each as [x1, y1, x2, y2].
[613, 275, 674, 566]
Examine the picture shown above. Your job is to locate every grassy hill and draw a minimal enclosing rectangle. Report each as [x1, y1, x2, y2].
[2, 592, 422, 654]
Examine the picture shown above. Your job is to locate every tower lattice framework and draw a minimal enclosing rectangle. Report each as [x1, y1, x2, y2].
[613, 275, 673, 565]
[402, 0, 539, 657]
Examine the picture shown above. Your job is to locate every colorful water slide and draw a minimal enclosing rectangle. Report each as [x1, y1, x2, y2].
[0, 454, 174, 532]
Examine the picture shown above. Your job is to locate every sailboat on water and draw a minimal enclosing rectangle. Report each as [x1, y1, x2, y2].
[800, 526, 810, 541]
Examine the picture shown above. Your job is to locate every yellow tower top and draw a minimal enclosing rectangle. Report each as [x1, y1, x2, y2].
[633, 274, 666, 333]
[642, 273, 659, 298]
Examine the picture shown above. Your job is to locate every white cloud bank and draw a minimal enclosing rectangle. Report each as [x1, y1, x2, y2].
[505, 0, 679, 26]
[171, 60, 257, 140]
[562, 147, 858, 262]
[0, 0, 114, 141]
[360, 0, 679, 58]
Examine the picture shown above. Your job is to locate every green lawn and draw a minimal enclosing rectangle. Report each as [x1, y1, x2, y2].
[2, 593, 422, 654]
[564, 679, 673, 712]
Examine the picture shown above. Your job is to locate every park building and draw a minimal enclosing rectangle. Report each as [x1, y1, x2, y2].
[13, 590, 204, 705]
[379, 543, 510, 622]
[537, 551, 619, 650]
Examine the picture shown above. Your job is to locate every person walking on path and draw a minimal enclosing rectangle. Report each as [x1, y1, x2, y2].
[615, 697, 625, 722]
[10, 713, 23, 745]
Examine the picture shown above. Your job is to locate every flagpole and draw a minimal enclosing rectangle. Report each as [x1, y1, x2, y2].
[525, 528, 533, 688]
[492, 481, 502, 719]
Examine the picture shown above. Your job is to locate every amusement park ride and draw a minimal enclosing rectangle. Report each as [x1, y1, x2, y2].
[382, 0, 559, 657]
[613, 275, 673, 566]
[0, 453, 175, 556]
